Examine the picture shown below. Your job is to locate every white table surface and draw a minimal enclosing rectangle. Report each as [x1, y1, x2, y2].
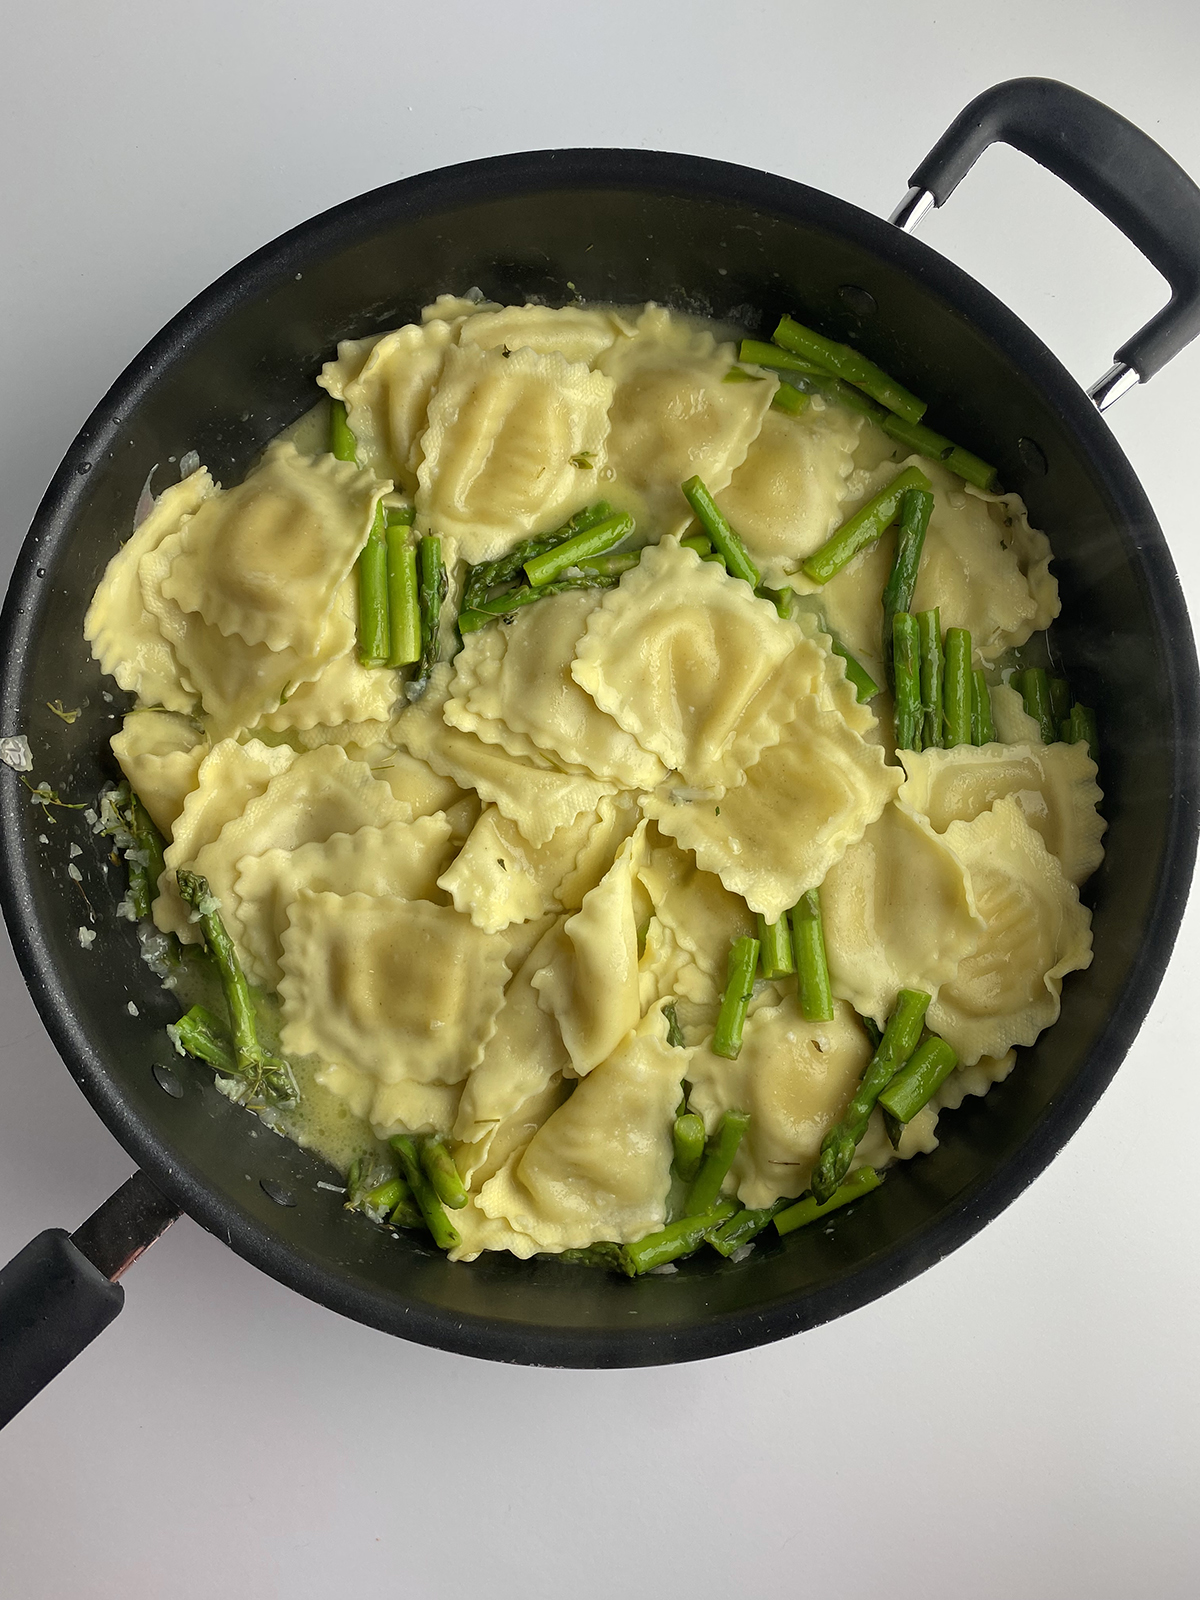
[2, 4, 1199, 1595]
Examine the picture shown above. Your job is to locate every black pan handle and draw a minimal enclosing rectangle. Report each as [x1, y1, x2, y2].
[0, 1171, 179, 1428]
[891, 78, 1200, 406]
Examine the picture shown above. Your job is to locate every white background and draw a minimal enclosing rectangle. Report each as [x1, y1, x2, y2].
[2, 3, 1199, 1595]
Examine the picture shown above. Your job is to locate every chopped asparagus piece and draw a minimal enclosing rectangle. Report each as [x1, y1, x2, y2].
[707, 1197, 793, 1257]
[1049, 676, 1072, 727]
[175, 870, 297, 1108]
[385, 523, 421, 668]
[878, 1034, 959, 1123]
[791, 889, 834, 1022]
[680, 475, 760, 586]
[1067, 703, 1098, 761]
[892, 612, 922, 750]
[524, 512, 634, 587]
[712, 937, 760, 1060]
[623, 1200, 739, 1274]
[917, 607, 944, 749]
[943, 628, 972, 747]
[811, 988, 930, 1203]
[971, 669, 995, 745]
[801, 465, 931, 584]
[457, 571, 621, 633]
[1016, 667, 1057, 744]
[771, 382, 810, 416]
[357, 501, 390, 666]
[830, 639, 880, 702]
[685, 1109, 751, 1216]
[420, 1135, 468, 1210]
[772, 314, 927, 423]
[409, 535, 447, 698]
[673, 1113, 706, 1183]
[170, 1004, 235, 1073]
[775, 1166, 882, 1236]
[329, 399, 357, 463]
[390, 1135, 461, 1250]
[879, 413, 998, 491]
[663, 1002, 686, 1049]
[756, 913, 795, 980]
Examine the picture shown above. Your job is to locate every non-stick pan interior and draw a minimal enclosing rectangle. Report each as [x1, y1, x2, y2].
[2, 151, 1195, 1365]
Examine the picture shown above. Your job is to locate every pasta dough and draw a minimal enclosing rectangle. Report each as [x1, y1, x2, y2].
[110, 710, 207, 841]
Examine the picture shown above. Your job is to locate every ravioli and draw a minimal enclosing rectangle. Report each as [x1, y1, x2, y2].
[457, 303, 623, 365]
[110, 710, 207, 841]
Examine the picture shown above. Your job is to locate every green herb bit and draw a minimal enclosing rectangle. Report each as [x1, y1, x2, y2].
[878, 1034, 959, 1124]
[756, 913, 795, 980]
[357, 501, 390, 666]
[174, 870, 297, 1109]
[570, 451, 596, 468]
[882, 486, 934, 687]
[756, 584, 794, 619]
[673, 1112, 706, 1183]
[622, 1200, 739, 1274]
[664, 1003, 686, 1049]
[971, 669, 995, 746]
[791, 889, 834, 1022]
[879, 413, 998, 491]
[917, 607, 944, 750]
[772, 314, 927, 424]
[329, 399, 357, 463]
[46, 699, 80, 724]
[771, 382, 810, 416]
[712, 937, 760, 1060]
[892, 612, 922, 750]
[801, 465, 931, 585]
[775, 1167, 882, 1236]
[811, 988, 930, 1203]
[942, 628, 972, 747]
[680, 475, 760, 586]
[390, 1134, 461, 1250]
[420, 1136, 469, 1210]
[1017, 667, 1057, 744]
[524, 512, 634, 587]
[685, 1109, 751, 1217]
[707, 1197, 793, 1257]
[385, 528, 421, 668]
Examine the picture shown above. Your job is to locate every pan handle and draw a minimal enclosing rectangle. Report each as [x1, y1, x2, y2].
[890, 77, 1200, 409]
[0, 1171, 179, 1429]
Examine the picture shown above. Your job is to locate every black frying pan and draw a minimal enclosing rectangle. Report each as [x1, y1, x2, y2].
[2, 79, 1198, 1422]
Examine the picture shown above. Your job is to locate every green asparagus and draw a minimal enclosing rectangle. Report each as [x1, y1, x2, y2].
[524, 512, 634, 587]
[772, 314, 927, 423]
[792, 889, 834, 1023]
[390, 1134, 461, 1250]
[801, 465, 931, 584]
[385, 521, 421, 668]
[409, 535, 446, 698]
[739, 338, 826, 376]
[917, 608, 944, 749]
[881, 486, 934, 687]
[706, 1197, 794, 1257]
[712, 937, 760, 1059]
[892, 612, 922, 750]
[329, 399, 357, 463]
[170, 1004, 235, 1074]
[877, 1034, 959, 1123]
[775, 1166, 882, 1236]
[756, 913, 795, 980]
[680, 475, 760, 586]
[757, 584, 795, 619]
[622, 1200, 739, 1274]
[878, 413, 998, 491]
[685, 1109, 751, 1216]
[457, 571, 620, 633]
[972, 669, 995, 745]
[175, 870, 297, 1108]
[357, 502, 390, 666]
[771, 382, 810, 416]
[811, 988, 930, 1203]
[1049, 676, 1072, 728]
[420, 1135, 469, 1210]
[1016, 667, 1057, 744]
[672, 1112, 706, 1182]
[943, 628, 972, 747]
[1066, 703, 1098, 760]
[830, 639, 880, 702]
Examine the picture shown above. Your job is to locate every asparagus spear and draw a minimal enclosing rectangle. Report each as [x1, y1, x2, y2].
[685, 1109, 751, 1216]
[357, 502, 390, 666]
[775, 1166, 882, 1236]
[463, 501, 617, 609]
[622, 1200, 739, 1274]
[791, 889, 834, 1022]
[756, 913, 795, 980]
[917, 607, 944, 749]
[672, 1112, 706, 1182]
[943, 628, 972, 747]
[575, 551, 640, 578]
[329, 399, 357, 463]
[663, 1003, 686, 1049]
[772, 314, 927, 423]
[169, 1004, 235, 1073]
[810, 988, 930, 1203]
[385, 517, 421, 668]
[878, 413, 998, 491]
[706, 1197, 793, 1257]
[681, 532, 714, 557]
[757, 585, 794, 619]
[801, 465, 932, 584]
[390, 1134, 461, 1250]
[881, 485, 934, 688]
[739, 338, 826, 377]
[420, 1135, 468, 1210]
[175, 870, 297, 1108]
[457, 571, 621, 633]
[406, 535, 447, 699]
[680, 475, 760, 586]
[1066, 703, 1098, 760]
[877, 1034, 959, 1123]
[524, 512, 634, 587]
[109, 784, 168, 920]
[712, 937, 760, 1059]
[1016, 667, 1057, 744]
[830, 639, 880, 702]
[1049, 676, 1072, 728]
[971, 669, 995, 745]
[892, 612, 922, 750]
[771, 382, 810, 416]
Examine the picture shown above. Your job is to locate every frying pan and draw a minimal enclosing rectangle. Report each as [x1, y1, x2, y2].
[2, 78, 1198, 1422]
